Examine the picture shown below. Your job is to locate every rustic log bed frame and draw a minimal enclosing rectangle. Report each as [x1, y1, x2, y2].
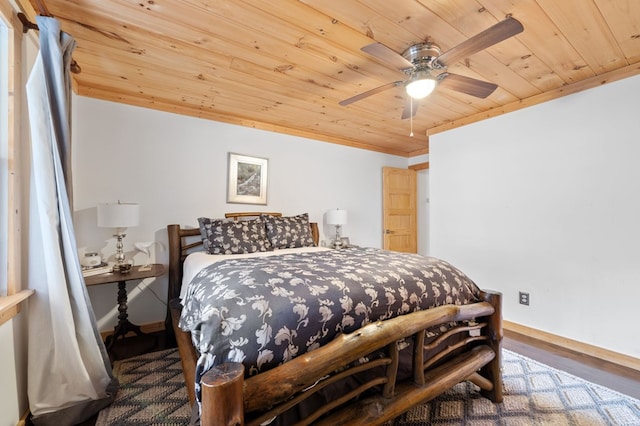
[167, 213, 503, 426]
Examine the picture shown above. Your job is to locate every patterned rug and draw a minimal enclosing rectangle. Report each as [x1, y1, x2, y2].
[96, 349, 191, 425]
[97, 348, 640, 425]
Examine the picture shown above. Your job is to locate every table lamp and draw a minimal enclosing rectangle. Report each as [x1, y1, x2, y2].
[327, 208, 347, 249]
[97, 201, 140, 272]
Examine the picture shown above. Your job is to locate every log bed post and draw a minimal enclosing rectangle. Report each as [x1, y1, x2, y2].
[166, 224, 185, 342]
[167, 224, 200, 407]
[480, 290, 503, 403]
[201, 363, 245, 426]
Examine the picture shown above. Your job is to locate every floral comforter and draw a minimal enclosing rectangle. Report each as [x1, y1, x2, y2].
[179, 247, 481, 404]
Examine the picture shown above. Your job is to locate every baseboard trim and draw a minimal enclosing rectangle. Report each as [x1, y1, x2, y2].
[100, 320, 166, 341]
[503, 320, 640, 372]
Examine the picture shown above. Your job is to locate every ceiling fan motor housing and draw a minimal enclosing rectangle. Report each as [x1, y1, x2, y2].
[402, 43, 443, 70]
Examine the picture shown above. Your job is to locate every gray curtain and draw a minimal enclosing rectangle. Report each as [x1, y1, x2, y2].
[26, 16, 117, 425]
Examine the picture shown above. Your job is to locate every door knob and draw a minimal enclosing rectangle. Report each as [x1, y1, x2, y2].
[385, 229, 395, 234]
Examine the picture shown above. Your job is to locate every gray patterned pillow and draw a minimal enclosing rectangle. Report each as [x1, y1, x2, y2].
[197, 217, 271, 254]
[197, 217, 230, 252]
[262, 213, 316, 249]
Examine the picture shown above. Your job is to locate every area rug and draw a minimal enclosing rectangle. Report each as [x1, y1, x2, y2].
[95, 348, 191, 425]
[97, 348, 640, 425]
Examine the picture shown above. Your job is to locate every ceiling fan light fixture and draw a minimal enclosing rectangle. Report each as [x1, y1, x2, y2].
[405, 71, 437, 99]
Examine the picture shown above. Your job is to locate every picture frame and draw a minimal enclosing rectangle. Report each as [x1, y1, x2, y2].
[341, 237, 350, 247]
[227, 153, 268, 205]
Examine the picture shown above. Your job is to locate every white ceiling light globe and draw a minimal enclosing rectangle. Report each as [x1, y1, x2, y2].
[406, 76, 437, 99]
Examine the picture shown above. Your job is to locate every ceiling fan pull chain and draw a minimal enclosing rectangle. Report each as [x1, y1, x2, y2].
[410, 100, 414, 136]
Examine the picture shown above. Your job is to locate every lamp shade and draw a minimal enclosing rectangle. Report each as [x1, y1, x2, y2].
[327, 208, 347, 226]
[97, 202, 140, 229]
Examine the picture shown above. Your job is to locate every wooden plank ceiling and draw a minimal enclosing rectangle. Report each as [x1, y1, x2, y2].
[18, 0, 640, 157]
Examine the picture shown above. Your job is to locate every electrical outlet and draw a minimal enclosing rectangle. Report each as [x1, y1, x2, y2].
[519, 292, 530, 306]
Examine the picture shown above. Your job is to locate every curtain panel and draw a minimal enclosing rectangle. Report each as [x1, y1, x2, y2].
[26, 16, 117, 426]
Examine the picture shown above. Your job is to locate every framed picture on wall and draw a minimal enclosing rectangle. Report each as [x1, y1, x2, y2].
[227, 153, 268, 205]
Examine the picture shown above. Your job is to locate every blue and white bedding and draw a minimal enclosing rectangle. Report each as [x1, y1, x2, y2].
[178, 246, 482, 405]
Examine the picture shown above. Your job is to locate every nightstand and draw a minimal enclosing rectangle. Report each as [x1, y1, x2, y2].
[84, 264, 165, 357]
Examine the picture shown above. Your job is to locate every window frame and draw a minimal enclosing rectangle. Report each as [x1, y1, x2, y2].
[0, 2, 33, 327]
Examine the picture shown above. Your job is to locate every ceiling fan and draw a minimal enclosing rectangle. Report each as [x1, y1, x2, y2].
[339, 17, 524, 119]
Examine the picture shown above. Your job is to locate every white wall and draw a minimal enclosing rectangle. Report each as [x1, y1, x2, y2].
[72, 97, 408, 330]
[430, 74, 640, 359]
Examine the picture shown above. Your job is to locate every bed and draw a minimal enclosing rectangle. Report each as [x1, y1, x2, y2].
[166, 212, 503, 426]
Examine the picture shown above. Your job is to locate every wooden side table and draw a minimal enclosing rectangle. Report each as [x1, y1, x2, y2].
[84, 264, 165, 352]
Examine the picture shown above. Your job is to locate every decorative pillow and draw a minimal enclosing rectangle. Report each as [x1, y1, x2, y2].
[197, 217, 271, 254]
[262, 213, 316, 249]
[197, 217, 228, 252]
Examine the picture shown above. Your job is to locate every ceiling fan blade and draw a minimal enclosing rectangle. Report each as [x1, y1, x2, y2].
[339, 81, 403, 106]
[401, 96, 419, 120]
[437, 17, 523, 67]
[361, 42, 414, 70]
[438, 73, 498, 98]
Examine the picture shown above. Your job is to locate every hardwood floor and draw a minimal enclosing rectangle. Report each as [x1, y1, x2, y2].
[503, 329, 640, 400]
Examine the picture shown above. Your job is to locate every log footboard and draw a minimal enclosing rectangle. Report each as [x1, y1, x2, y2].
[201, 291, 503, 426]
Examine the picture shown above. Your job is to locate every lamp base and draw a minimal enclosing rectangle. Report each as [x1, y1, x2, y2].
[112, 262, 132, 274]
[332, 225, 344, 249]
[112, 232, 133, 273]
